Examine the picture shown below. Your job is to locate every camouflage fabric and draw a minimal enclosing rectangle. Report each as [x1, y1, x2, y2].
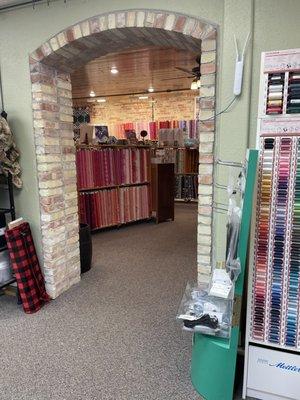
[0, 117, 22, 188]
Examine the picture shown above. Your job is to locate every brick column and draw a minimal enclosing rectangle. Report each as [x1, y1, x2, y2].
[31, 59, 80, 298]
[197, 37, 216, 283]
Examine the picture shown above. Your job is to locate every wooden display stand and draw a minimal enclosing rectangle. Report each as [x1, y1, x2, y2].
[151, 163, 174, 223]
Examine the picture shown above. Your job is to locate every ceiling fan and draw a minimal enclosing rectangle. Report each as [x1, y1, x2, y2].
[161, 55, 201, 90]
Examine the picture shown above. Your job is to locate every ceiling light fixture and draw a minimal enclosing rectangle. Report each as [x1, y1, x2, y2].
[148, 87, 154, 93]
[139, 95, 149, 100]
[97, 98, 106, 103]
[190, 80, 198, 90]
[89, 90, 96, 97]
[110, 67, 118, 74]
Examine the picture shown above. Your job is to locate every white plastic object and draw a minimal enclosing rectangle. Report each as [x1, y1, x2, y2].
[234, 60, 244, 96]
[233, 32, 251, 96]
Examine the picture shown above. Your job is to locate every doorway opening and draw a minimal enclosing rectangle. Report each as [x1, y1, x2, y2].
[30, 10, 217, 298]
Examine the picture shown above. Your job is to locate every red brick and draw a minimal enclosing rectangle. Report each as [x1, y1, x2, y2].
[199, 174, 213, 185]
[199, 154, 214, 164]
[174, 16, 186, 32]
[154, 13, 166, 28]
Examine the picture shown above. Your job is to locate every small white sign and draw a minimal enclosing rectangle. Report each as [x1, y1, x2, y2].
[260, 117, 300, 135]
[264, 49, 300, 73]
[248, 345, 300, 399]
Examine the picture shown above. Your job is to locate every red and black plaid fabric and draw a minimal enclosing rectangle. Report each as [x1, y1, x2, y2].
[5, 222, 50, 314]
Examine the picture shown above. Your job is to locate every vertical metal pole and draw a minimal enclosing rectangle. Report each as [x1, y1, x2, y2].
[7, 174, 15, 221]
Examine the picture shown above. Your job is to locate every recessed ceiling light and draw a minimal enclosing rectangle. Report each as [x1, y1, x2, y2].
[139, 96, 149, 100]
[148, 87, 154, 93]
[110, 67, 118, 74]
[87, 98, 96, 103]
[97, 98, 106, 103]
[89, 90, 96, 97]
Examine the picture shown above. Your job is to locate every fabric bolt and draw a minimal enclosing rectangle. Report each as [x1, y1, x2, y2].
[175, 175, 198, 200]
[5, 222, 50, 313]
[79, 185, 150, 229]
[77, 146, 151, 230]
[105, 120, 198, 141]
[73, 107, 90, 136]
[76, 147, 150, 190]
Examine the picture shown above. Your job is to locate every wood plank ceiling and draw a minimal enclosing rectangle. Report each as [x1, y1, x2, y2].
[71, 47, 199, 99]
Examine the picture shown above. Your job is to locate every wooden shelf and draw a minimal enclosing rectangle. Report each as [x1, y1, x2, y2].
[156, 146, 199, 150]
[175, 172, 198, 175]
[175, 198, 198, 203]
[91, 217, 153, 232]
[76, 144, 151, 149]
[249, 339, 300, 354]
[78, 181, 150, 192]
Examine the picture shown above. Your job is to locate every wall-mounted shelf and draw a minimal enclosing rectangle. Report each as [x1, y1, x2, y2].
[78, 182, 150, 192]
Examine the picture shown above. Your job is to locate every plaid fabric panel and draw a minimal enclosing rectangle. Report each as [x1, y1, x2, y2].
[5, 222, 50, 314]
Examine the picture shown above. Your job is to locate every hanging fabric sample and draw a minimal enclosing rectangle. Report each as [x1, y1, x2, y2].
[0, 116, 22, 188]
[175, 174, 198, 200]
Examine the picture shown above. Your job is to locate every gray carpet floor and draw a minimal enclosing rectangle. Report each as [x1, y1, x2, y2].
[0, 203, 202, 400]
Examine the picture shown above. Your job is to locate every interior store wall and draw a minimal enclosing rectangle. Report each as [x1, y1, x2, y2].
[249, 0, 300, 148]
[0, 0, 299, 266]
[74, 91, 196, 126]
[214, 0, 300, 259]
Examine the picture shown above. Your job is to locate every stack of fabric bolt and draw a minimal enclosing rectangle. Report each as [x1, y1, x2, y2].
[266, 73, 284, 115]
[287, 72, 300, 114]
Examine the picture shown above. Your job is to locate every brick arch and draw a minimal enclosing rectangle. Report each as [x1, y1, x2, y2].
[30, 10, 217, 298]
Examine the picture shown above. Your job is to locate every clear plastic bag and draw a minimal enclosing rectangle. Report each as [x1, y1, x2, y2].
[177, 281, 233, 338]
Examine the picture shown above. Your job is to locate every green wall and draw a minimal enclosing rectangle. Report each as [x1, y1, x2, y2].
[0, 0, 300, 264]
[215, 0, 300, 260]
[250, 0, 300, 147]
